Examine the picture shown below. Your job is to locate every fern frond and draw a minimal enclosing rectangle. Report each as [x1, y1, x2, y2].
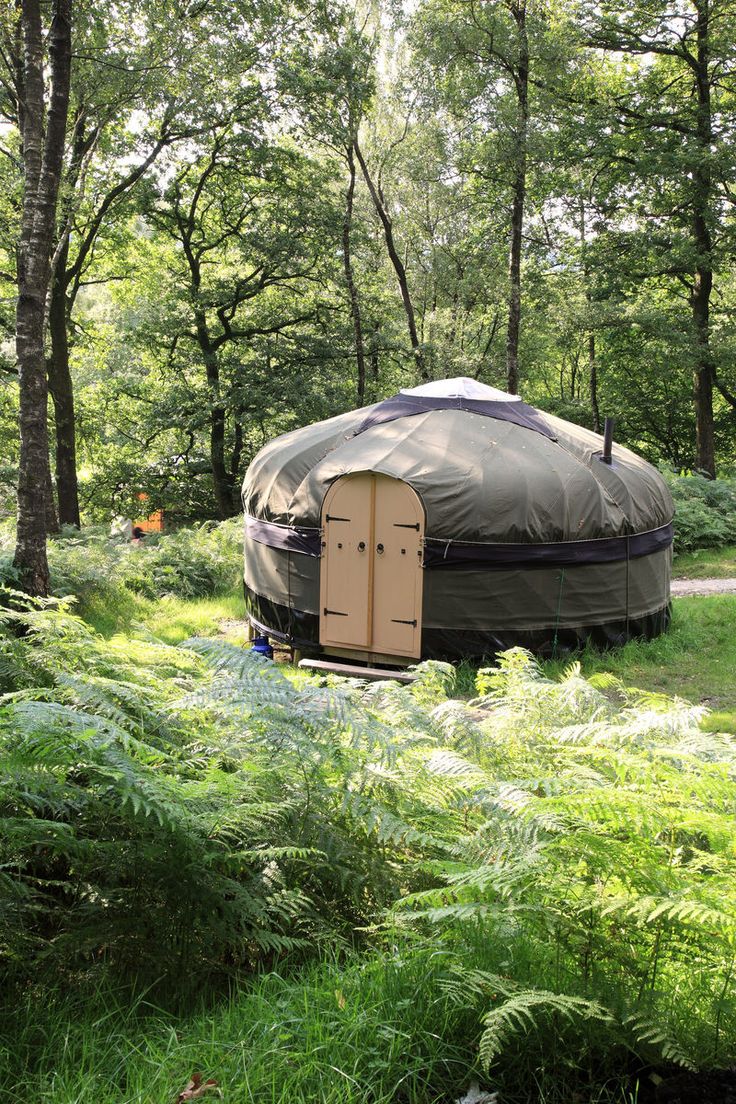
[479, 990, 612, 1069]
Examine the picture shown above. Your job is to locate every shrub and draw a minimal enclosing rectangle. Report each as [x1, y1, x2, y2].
[119, 520, 242, 599]
[0, 519, 243, 621]
[663, 468, 736, 552]
[0, 599, 458, 984]
[395, 649, 736, 1072]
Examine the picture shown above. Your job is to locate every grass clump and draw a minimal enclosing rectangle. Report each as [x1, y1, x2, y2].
[0, 948, 487, 1104]
[673, 544, 736, 579]
[141, 589, 245, 644]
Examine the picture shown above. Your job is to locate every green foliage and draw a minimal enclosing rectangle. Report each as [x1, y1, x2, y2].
[0, 520, 243, 627]
[116, 521, 243, 599]
[395, 648, 736, 1072]
[664, 470, 736, 552]
[2, 0, 736, 525]
[2, 599, 735, 1090]
[0, 598, 463, 984]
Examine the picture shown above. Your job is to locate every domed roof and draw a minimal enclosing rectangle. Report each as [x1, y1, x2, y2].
[243, 379, 673, 545]
[400, 377, 521, 402]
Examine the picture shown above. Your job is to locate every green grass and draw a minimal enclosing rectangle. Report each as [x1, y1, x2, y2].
[140, 588, 245, 644]
[457, 596, 736, 717]
[81, 585, 244, 642]
[672, 544, 736, 578]
[83, 582, 736, 727]
[0, 958, 470, 1104]
[540, 595, 736, 715]
[125, 588, 736, 722]
[0, 950, 481, 1104]
[0, 941, 639, 1104]
[72, 584, 149, 636]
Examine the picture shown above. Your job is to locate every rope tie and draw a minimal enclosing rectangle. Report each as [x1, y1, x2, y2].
[551, 566, 566, 656]
[625, 534, 630, 639]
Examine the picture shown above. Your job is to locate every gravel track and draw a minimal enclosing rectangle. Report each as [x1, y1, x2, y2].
[671, 577, 736, 597]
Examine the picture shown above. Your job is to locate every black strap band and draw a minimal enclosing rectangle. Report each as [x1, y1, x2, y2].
[245, 515, 321, 556]
[422, 522, 673, 568]
[245, 514, 673, 568]
[352, 393, 557, 440]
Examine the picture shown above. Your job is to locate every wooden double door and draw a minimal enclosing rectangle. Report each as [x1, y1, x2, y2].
[319, 473, 425, 660]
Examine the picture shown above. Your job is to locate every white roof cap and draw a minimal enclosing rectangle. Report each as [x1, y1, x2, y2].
[400, 377, 521, 402]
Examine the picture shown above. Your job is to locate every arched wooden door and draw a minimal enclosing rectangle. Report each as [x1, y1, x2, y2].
[319, 473, 424, 659]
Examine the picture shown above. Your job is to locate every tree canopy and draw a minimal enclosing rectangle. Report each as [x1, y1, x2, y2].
[0, 0, 734, 587]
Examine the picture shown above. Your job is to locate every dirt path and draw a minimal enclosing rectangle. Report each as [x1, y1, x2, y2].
[672, 577, 736, 597]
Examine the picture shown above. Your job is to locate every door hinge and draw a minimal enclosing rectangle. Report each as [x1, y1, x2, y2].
[326, 514, 350, 522]
[391, 618, 417, 626]
[393, 522, 420, 530]
[324, 608, 348, 617]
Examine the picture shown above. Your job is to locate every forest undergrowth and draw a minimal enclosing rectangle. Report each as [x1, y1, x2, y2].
[1, 586, 735, 1103]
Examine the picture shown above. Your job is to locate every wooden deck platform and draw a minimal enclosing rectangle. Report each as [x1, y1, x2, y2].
[298, 658, 417, 683]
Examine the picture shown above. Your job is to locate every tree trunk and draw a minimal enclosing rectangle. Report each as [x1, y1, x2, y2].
[43, 451, 60, 534]
[14, 0, 72, 595]
[370, 321, 380, 381]
[195, 312, 237, 519]
[353, 139, 426, 379]
[229, 405, 245, 514]
[505, 0, 528, 395]
[691, 0, 716, 477]
[207, 375, 235, 519]
[47, 238, 81, 527]
[579, 198, 601, 433]
[344, 144, 366, 404]
[588, 332, 600, 433]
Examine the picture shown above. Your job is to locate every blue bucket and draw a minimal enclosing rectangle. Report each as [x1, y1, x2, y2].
[251, 634, 274, 660]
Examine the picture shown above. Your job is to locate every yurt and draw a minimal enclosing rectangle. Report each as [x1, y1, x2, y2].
[242, 379, 673, 664]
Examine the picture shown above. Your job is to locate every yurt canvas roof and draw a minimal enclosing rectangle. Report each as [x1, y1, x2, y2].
[243, 378, 674, 547]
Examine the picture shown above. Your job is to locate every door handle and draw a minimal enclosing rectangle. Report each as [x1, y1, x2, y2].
[376, 543, 384, 554]
[358, 541, 366, 552]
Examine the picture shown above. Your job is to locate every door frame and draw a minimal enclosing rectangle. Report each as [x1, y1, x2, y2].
[319, 472, 425, 663]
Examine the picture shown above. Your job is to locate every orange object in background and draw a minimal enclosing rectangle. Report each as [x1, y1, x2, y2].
[134, 493, 164, 534]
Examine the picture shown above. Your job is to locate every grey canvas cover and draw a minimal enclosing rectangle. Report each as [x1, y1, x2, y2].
[242, 379, 673, 658]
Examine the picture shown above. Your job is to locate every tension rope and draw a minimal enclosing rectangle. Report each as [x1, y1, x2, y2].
[551, 566, 566, 657]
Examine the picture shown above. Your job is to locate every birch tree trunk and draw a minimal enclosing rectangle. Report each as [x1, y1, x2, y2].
[14, 0, 72, 594]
